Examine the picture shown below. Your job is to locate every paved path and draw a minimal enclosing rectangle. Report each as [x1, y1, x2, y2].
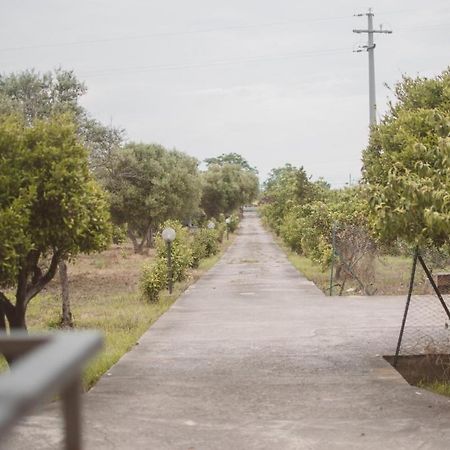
[6, 212, 450, 449]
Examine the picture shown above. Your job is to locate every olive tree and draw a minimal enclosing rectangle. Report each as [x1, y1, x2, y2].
[201, 162, 259, 218]
[205, 152, 258, 173]
[105, 143, 202, 253]
[0, 68, 124, 171]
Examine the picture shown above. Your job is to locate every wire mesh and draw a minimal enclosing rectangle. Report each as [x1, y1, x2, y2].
[398, 294, 450, 356]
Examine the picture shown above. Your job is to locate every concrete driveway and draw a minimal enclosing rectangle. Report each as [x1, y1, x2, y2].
[6, 212, 450, 449]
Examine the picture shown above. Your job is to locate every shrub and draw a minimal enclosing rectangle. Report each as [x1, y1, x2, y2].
[141, 217, 232, 302]
[216, 222, 226, 242]
[279, 206, 304, 252]
[141, 259, 167, 302]
[155, 220, 193, 283]
[112, 224, 128, 245]
[141, 220, 193, 302]
[191, 228, 219, 268]
[227, 214, 239, 233]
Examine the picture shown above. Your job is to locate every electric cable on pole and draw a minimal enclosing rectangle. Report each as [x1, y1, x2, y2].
[353, 8, 392, 127]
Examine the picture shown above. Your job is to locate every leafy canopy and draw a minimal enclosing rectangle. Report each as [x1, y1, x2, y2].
[0, 68, 124, 172]
[0, 114, 112, 289]
[105, 143, 202, 240]
[362, 68, 450, 246]
[201, 162, 259, 217]
[204, 152, 258, 173]
[261, 164, 318, 233]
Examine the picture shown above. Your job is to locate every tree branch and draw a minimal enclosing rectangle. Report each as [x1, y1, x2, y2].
[24, 250, 61, 306]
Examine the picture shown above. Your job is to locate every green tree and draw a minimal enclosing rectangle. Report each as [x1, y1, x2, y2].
[105, 143, 202, 253]
[261, 164, 317, 233]
[201, 163, 259, 217]
[205, 152, 258, 173]
[362, 68, 450, 246]
[0, 115, 112, 330]
[0, 68, 122, 326]
[0, 68, 85, 121]
[0, 68, 124, 172]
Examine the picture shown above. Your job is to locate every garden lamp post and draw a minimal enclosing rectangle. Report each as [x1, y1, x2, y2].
[162, 227, 176, 294]
[225, 217, 231, 240]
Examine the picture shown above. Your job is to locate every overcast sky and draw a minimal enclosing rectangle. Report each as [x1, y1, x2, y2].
[1, 0, 449, 186]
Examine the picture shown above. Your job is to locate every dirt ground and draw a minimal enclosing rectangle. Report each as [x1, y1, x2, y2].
[41, 242, 153, 299]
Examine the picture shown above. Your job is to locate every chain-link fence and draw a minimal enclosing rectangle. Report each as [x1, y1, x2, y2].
[329, 223, 377, 295]
[394, 250, 450, 374]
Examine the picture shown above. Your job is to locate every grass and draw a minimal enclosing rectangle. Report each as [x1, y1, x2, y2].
[0, 235, 235, 390]
[418, 381, 450, 397]
[287, 253, 330, 292]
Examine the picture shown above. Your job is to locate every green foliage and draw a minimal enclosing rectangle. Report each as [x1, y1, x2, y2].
[0, 114, 111, 277]
[261, 162, 370, 267]
[141, 259, 168, 303]
[112, 224, 128, 245]
[0, 68, 123, 170]
[191, 228, 219, 268]
[215, 222, 226, 242]
[104, 143, 202, 251]
[261, 164, 319, 234]
[201, 163, 259, 217]
[141, 217, 232, 301]
[363, 68, 450, 246]
[0, 196, 31, 287]
[0, 68, 86, 123]
[278, 205, 308, 253]
[0, 114, 112, 327]
[226, 214, 240, 233]
[155, 220, 193, 283]
[141, 220, 193, 302]
[205, 152, 258, 173]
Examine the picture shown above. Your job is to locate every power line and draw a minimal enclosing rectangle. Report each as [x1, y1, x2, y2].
[0, 7, 426, 53]
[0, 16, 351, 52]
[78, 47, 350, 79]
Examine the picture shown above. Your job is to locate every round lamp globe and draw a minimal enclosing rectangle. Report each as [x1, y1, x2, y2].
[162, 227, 176, 242]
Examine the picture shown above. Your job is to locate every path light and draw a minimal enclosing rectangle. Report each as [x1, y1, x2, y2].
[207, 221, 215, 230]
[162, 227, 176, 294]
[225, 217, 231, 240]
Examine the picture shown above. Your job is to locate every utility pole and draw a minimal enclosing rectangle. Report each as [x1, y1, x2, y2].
[353, 8, 392, 127]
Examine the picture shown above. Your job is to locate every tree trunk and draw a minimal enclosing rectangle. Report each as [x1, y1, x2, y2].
[59, 261, 73, 328]
[8, 303, 27, 330]
[0, 297, 27, 365]
[146, 227, 155, 248]
[0, 301, 6, 333]
[335, 264, 343, 280]
[128, 230, 145, 254]
[0, 292, 25, 331]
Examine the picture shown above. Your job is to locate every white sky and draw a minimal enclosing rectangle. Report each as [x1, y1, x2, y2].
[1, 0, 449, 186]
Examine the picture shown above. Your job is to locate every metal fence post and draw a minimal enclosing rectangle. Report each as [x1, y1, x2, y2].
[329, 223, 337, 296]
